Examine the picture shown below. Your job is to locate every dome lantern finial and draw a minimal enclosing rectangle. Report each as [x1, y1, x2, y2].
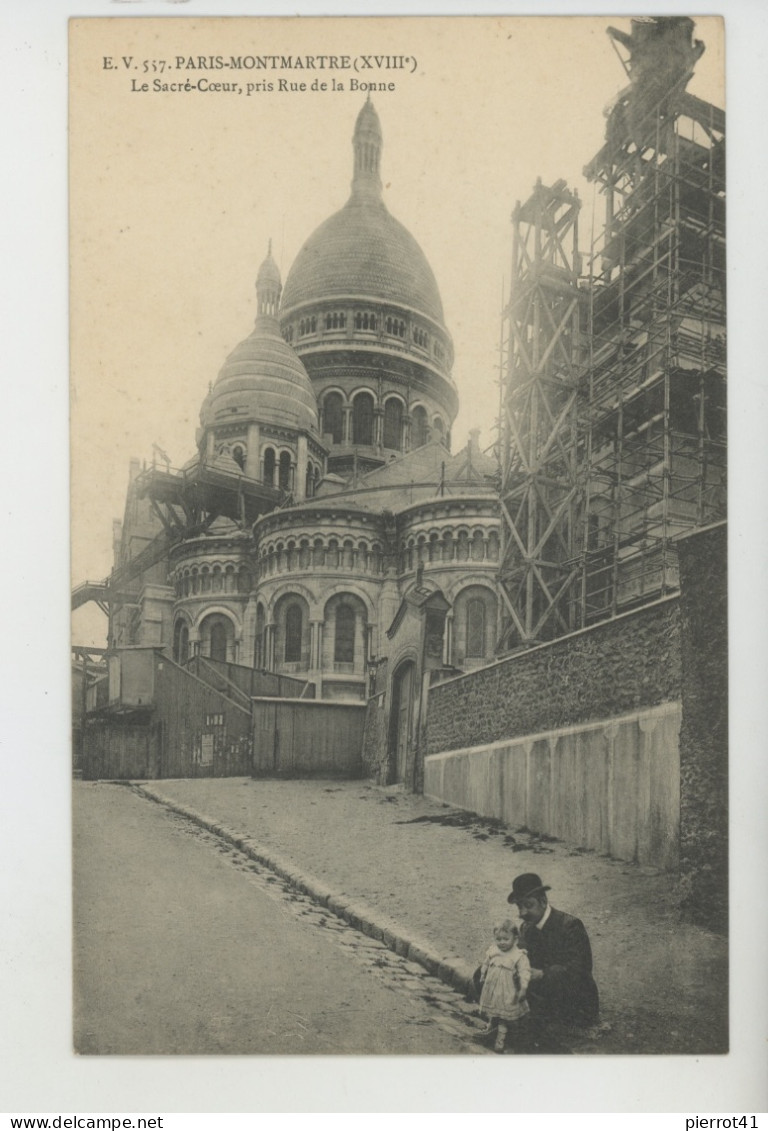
[256, 241, 281, 322]
[351, 98, 382, 199]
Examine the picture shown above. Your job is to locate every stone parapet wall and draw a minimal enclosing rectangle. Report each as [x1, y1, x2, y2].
[426, 597, 682, 755]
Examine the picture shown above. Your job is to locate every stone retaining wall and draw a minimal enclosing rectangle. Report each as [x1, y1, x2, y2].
[424, 702, 682, 869]
[676, 524, 728, 925]
[426, 597, 681, 755]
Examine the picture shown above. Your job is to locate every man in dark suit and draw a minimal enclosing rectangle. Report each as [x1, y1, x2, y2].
[507, 872, 599, 1028]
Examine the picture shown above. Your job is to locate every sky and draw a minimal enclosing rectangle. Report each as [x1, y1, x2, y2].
[70, 14, 724, 645]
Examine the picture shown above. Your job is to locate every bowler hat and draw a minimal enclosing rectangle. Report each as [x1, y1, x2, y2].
[507, 872, 551, 905]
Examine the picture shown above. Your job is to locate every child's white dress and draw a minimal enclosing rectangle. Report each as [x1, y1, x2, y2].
[479, 944, 531, 1022]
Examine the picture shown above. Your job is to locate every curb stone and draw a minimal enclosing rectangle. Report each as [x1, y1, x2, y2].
[136, 784, 476, 998]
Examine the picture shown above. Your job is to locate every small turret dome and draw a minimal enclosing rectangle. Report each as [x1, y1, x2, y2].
[201, 245, 319, 434]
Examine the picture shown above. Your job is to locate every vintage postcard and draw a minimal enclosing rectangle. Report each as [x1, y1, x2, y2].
[62, 6, 747, 1108]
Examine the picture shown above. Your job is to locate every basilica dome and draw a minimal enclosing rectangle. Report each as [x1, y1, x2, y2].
[280, 198, 445, 325]
[201, 247, 319, 435]
[280, 101, 446, 329]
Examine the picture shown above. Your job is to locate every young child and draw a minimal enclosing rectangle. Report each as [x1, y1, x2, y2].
[478, 917, 531, 1052]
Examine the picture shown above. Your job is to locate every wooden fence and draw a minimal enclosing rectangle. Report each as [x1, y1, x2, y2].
[252, 698, 366, 777]
[82, 652, 364, 780]
[81, 711, 157, 781]
[82, 654, 252, 779]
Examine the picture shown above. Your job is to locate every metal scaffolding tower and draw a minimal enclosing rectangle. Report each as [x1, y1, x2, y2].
[580, 17, 726, 623]
[498, 178, 584, 648]
[498, 17, 726, 650]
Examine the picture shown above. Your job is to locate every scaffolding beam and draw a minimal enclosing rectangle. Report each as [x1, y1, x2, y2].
[499, 178, 584, 649]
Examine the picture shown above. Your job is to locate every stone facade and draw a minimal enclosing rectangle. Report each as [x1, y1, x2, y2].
[108, 99, 503, 784]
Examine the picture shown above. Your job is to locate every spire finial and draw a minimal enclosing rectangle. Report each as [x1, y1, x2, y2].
[256, 240, 281, 322]
[351, 98, 383, 199]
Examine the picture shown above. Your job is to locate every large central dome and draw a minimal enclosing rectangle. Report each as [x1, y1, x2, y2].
[281, 101, 445, 326]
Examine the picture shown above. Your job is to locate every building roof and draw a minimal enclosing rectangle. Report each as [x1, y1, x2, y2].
[280, 101, 446, 326]
[304, 438, 497, 513]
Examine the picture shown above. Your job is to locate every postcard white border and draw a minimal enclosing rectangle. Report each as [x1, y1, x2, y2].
[3, 0, 767, 1116]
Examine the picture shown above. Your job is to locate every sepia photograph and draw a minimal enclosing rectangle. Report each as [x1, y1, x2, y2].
[67, 13, 731, 1065]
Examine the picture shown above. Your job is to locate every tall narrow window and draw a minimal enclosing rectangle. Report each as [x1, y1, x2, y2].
[254, 605, 265, 669]
[323, 393, 344, 444]
[383, 398, 403, 450]
[353, 393, 374, 446]
[411, 405, 428, 448]
[210, 621, 228, 663]
[263, 448, 276, 486]
[173, 620, 189, 665]
[466, 598, 486, 658]
[279, 451, 292, 491]
[285, 604, 303, 663]
[334, 604, 356, 664]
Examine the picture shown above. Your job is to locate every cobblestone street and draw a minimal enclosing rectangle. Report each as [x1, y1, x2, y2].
[74, 781, 491, 1055]
[76, 776, 728, 1056]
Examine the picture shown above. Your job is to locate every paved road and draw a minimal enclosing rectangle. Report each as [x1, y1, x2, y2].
[74, 782, 483, 1055]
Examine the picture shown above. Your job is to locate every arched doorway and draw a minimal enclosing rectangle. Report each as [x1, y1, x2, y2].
[388, 660, 416, 784]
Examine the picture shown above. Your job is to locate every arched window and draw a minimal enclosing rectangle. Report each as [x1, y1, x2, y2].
[279, 451, 292, 492]
[433, 417, 446, 446]
[383, 398, 403, 450]
[411, 405, 428, 448]
[210, 621, 228, 663]
[263, 448, 276, 486]
[232, 444, 245, 470]
[323, 393, 344, 445]
[466, 598, 486, 658]
[353, 392, 374, 446]
[173, 620, 189, 665]
[285, 604, 303, 663]
[334, 604, 356, 664]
